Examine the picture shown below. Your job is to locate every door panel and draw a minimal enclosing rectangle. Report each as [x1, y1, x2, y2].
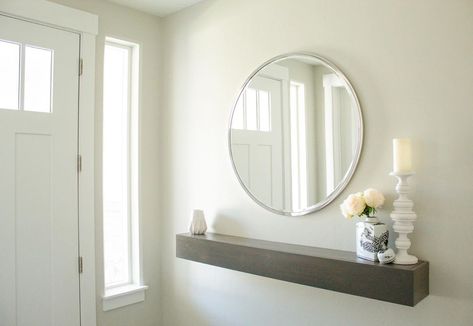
[231, 144, 250, 185]
[15, 133, 52, 326]
[253, 144, 273, 205]
[0, 15, 81, 326]
[232, 76, 285, 210]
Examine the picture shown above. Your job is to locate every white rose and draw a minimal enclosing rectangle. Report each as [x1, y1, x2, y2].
[363, 188, 385, 208]
[340, 203, 353, 219]
[342, 193, 366, 216]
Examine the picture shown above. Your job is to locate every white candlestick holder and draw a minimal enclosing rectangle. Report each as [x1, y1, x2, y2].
[390, 172, 418, 265]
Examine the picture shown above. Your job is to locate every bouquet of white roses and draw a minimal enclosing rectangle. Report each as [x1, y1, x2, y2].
[340, 188, 385, 219]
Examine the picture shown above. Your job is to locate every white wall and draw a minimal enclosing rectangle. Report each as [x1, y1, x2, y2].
[49, 1, 161, 325]
[160, 0, 473, 325]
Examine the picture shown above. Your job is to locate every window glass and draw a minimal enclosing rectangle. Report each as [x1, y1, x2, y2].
[0, 40, 20, 110]
[24, 46, 53, 112]
[103, 43, 131, 287]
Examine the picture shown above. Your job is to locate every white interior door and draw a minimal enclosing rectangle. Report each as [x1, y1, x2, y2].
[0, 14, 81, 326]
[232, 75, 285, 210]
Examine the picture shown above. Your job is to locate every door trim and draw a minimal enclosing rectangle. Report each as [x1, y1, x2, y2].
[0, 0, 97, 35]
[0, 2, 98, 326]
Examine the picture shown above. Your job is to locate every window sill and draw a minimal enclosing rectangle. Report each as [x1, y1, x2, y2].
[102, 284, 148, 311]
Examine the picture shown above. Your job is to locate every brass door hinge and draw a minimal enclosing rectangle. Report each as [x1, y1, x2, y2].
[79, 58, 83, 76]
[78, 256, 84, 274]
[77, 154, 82, 173]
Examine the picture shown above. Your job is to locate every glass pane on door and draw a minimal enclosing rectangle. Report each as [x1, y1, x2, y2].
[24, 46, 53, 113]
[0, 40, 20, 110]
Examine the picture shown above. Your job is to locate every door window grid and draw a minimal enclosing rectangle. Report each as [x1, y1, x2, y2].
[0, 39, 53, 112]
[232, 87, 271, 132]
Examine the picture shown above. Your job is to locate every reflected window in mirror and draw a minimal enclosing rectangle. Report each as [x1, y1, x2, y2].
[290, 81, 308, 211]
[229, 53, 363, 216]
[232, 88, 272, 132]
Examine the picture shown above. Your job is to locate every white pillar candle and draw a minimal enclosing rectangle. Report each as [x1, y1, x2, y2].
[393, 138, 412, 173]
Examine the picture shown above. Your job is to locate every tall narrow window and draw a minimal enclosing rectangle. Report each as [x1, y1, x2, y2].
[290, 81, 308, 211]
[102, 38, 146, 310]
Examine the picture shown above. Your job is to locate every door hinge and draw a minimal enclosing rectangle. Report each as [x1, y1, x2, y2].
[77, 154, 82, 173]
[79, 58, 83, 76]
[78, 256, 84, 274]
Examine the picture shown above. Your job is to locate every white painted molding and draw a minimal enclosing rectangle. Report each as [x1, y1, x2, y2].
[79, 33, 98, 326]
[0, 0, 98, 35]
[322, 73, 341, 194]
[103, 285, 148, 311]
[323, 73, 344, 88]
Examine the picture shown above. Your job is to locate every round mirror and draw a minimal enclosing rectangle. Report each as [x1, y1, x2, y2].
[229, 53, 363, 216]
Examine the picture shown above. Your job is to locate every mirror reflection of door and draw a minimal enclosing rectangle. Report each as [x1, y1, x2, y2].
[230, 55, 361, 215]
[231, 65, 288, 210]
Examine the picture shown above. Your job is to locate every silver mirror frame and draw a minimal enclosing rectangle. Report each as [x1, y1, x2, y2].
[228, 52, 363, 216]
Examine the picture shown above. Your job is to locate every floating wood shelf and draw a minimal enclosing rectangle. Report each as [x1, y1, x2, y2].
[176, 233, 429, 306]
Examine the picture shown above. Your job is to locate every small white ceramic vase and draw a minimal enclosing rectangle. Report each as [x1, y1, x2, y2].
[189, 209, 207, 235]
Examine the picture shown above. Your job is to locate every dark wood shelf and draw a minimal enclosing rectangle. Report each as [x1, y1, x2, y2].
[176, 233, 429, 306]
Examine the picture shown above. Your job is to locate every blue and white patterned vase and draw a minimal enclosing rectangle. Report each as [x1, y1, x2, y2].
[356, 216, 389, 262]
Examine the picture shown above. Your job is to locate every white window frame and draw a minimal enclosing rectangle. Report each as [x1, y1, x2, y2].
[0, 39, 55, 112]
[102, 37, 147, 311]
[289, 81, 308, 211]
[323, 73, 346, 195]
